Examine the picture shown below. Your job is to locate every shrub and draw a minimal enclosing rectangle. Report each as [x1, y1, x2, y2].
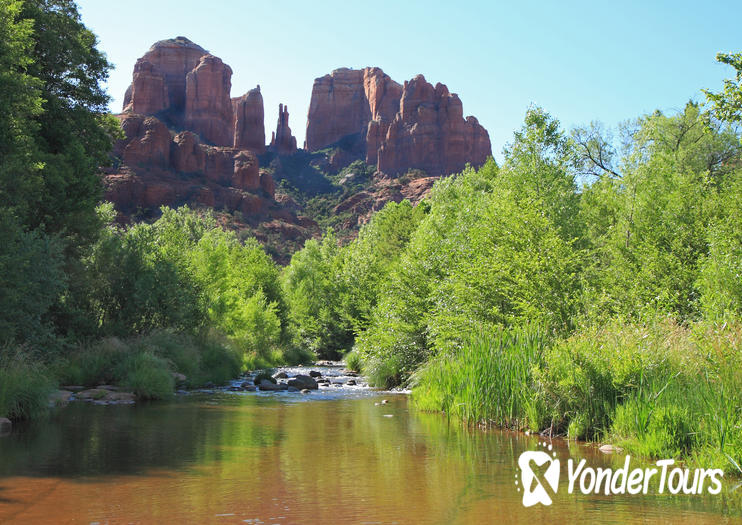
[344, 350, 363, 372]
[121, 352, 174, 400]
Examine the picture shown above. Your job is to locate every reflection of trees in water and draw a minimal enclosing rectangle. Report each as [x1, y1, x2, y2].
[0, 395, 283, 478]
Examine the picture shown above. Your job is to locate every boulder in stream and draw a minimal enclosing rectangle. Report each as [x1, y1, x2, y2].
[287, 375, 318, 390]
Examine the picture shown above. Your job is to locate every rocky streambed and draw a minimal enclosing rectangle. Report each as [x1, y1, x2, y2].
[46, 362, 376, 411]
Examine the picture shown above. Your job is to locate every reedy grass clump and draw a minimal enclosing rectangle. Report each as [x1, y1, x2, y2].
[412, 319, 742, 473]
[412, 327, 547, 429]
[344, 349, 363, 373]
[0, 350, 56, 420]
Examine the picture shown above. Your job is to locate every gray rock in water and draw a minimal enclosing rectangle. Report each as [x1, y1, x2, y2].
[273, 371, 288, 379]
[288, 386, 300, 392]
[0, 417, 11, 435]
[49, 390, 73, 407]
[259, 379, 282, 391]
[300, 389, 311, 394]
[346, 379, 357, 386]
[308, 370, 322, 378]
[287, 375, 319, 390]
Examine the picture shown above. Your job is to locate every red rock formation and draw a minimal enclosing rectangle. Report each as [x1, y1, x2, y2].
[116, 114, 171, 168]
[184, 55, 234, 146]
[269, 104, 297, 155]
[110, 111, 276, 217]
[377, 75, 491, 175]
[232, 150, 260, 190]
[123, 59, 169, 115]
[306, 68, 491, 176]
[123, 37, 208, 122]
[123, 37, 264, 151]
[233, 86, 265, 153]
[305, 67, 401, 152]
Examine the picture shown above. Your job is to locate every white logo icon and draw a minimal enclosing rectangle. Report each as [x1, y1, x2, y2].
[517, 442, 560, 507]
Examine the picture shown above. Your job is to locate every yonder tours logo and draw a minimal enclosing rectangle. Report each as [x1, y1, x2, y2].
[516, 442, 725, 507]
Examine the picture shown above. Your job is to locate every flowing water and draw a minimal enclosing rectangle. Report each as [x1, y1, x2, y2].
[0, 365, 739, 524]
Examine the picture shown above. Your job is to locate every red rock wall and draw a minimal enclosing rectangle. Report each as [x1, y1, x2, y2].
[306, 68, 491, 176]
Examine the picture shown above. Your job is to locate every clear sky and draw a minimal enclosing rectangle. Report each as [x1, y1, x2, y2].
[77, 0, 741, 160]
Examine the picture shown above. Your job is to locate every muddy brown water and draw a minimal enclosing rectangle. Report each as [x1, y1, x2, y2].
[0, 367, 739, 524]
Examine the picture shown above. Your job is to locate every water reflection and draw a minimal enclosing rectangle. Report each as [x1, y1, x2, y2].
[0, 393, 739, 524]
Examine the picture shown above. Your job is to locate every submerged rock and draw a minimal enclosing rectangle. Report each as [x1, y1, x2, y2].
[0, 417, 11, 435]
[49, 390, 73, 407]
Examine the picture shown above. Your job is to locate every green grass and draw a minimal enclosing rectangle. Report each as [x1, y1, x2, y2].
[121, 352, 175, 400]
[344, 350, 363, 372]
[412, 327, 547, 428]
[411, 319, 742, 473]
[0, 351, 56, 420]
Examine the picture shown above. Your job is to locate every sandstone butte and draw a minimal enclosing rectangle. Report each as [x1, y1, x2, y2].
[109, 37, 281, 220]
[305, 67, 492, 176]
[106, 36, 492, 243]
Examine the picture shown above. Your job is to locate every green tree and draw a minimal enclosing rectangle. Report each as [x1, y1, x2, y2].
[338, 200, 427, 334]
[578, 103, 740, 321]
[12, 0, 118, 240]
[704, 52, 742, 126]
[282, 231, 352, 359]
[0, 0, 44, 223]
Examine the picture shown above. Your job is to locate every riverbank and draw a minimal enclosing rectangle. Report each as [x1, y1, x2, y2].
[411, 319, 742, 474]
[0, 329, 314, 424]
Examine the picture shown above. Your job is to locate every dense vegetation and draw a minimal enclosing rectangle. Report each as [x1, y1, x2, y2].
[1, 0, 741, 475]
[281, 64, 742, 471]
[0, 0, 310, 419]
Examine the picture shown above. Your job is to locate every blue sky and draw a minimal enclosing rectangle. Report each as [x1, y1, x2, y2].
[77, 0, 741, 160]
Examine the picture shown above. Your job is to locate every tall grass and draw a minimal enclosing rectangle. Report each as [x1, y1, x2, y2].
[0, 350, 56, 420]
[412, 327, 547, 429]
[412, 319, 742, 472]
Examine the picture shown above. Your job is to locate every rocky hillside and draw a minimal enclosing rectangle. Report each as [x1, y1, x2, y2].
[104, 37, 492, 261]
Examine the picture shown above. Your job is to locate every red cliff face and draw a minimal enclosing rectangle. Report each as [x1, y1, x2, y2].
[306, 68, 491, 176]
[377, 75, 491, 176]
[184, 54, 234, 146]
[269, 104, 297, 155]
[305, 67, 401, 153]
